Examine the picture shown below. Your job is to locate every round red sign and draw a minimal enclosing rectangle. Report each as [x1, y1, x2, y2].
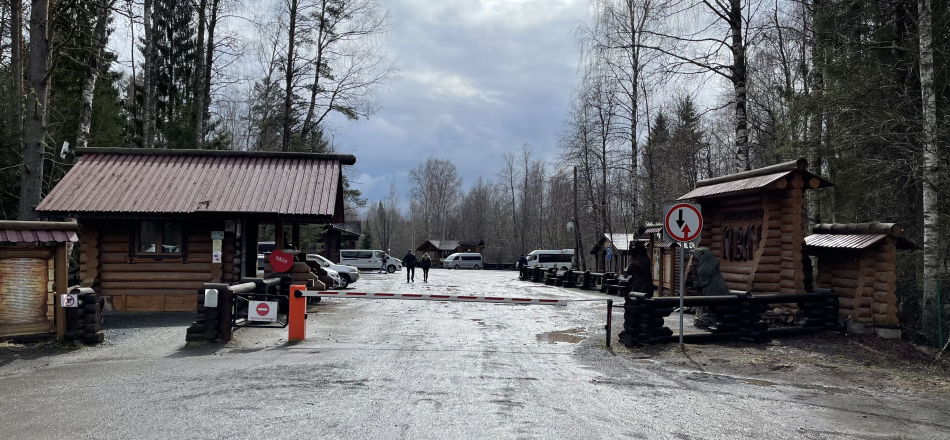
[256, 302, 270, 316]
[269, 249, 294, 273]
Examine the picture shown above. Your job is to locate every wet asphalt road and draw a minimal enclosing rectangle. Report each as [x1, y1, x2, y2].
[1, 270, 948, 439]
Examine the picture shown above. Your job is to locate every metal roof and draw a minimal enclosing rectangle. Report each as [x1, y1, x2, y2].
[36, 152, 344, 217]
[678, 171, 790, 200]
[804, 234, 886, 250]
[0, 229, 78, 243]
[643, 226, 663, 234]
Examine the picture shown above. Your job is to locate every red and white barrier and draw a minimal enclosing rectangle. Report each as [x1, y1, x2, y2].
[300, 291, 568, 306]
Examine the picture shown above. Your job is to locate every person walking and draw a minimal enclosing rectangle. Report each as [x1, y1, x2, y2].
[517, 254, 527, 270]
[421, 253, 432, 282]
[378, 251, 389, 274]
[403, 249, 418, 282]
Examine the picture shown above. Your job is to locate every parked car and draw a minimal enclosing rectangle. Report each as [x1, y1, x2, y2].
[443, 252, 483, 270]
[306, 254, 360, 288]
[526, 249, 574, 270]
[339, 249, 403, 273]
[323, 267, 344, 289]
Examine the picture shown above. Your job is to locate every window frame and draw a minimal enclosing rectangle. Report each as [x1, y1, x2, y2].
[134, 220, 185, 257]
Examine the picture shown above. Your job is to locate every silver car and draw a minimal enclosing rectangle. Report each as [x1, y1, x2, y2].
[307, 254, 360, 288]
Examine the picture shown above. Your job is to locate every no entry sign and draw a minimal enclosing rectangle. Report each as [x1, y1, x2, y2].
[60, 293, 78, 308]
[664, 203, 703, 243]
[248, 300, 277, 322]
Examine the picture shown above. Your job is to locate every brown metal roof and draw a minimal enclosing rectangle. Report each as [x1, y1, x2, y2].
[804, 234, 886, 250]
[678, 171, 790, 200]
[36, 152, 344, 217]
[0, 229, 79, 243]
[643, 226, 663, 234]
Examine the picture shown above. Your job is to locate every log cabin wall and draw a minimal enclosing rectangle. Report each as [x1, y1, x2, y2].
[695, 173, 809, 299]
[814, 240, 900, 327]
[81, 219, 237, 312]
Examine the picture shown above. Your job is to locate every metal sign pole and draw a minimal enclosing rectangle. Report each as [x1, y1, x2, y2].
[679, 244, 684, 347]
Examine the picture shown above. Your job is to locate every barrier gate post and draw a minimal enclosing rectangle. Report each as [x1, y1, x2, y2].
[289, 284, 307, 341]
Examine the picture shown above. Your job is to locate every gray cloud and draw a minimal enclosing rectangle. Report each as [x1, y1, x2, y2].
[332, 0, 587, 204]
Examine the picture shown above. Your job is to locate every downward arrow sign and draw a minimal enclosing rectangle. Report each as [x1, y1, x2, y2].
[675, 209, 685, 229]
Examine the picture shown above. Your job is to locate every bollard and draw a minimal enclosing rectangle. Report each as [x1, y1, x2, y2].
[288, 284, 307, 341]
[606, 299, 613, 348]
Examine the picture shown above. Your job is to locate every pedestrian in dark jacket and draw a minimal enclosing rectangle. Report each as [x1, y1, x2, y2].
[421, 253, 432, 282]
[517, 255, 527, 270]
[403, 250, 418, 282]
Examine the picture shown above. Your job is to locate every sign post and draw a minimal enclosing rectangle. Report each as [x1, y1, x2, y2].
[663, 203, 703, 348]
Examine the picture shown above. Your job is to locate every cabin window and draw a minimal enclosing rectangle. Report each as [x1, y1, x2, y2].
[137, 221, 182, 254]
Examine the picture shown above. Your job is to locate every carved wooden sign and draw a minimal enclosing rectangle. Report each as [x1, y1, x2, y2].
[722, 225, 761, 261]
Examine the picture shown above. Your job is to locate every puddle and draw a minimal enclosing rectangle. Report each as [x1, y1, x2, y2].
[740, 378, 777, 387]
[536, 328, 587, 344]
[792, 384, 852, 394]
[738, 378, 851, 394]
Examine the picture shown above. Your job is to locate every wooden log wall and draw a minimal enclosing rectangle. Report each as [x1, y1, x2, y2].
[84, 220, 236, 312]
[697, 172, 809, 306]
[263, 260, 327, 290]
[815, 239, 899, 326]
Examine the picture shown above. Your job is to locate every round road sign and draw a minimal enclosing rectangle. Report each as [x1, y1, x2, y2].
[665, 203, 703, 242]
[256, 302, 270, 316]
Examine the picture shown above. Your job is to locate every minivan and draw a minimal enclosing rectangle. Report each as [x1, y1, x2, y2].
[339, 250, 403, 272]
[443, 253, 482, 270]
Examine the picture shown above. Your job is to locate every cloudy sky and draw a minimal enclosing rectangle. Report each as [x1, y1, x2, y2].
[327, 0, 589, 205]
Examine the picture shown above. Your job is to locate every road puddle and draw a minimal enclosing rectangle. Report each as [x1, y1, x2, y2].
[738, 378, 851, 394]
[536, 328, 587, 344]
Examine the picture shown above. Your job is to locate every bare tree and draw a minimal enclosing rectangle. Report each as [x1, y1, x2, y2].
[17, 0, 53, 220]
[919, 0, 940, 340]
[76, 0, 116, 150]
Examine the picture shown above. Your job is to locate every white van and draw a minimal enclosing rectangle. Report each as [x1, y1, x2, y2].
[339, 250, 403, 273]
[527, 249, 574, 270]
[443, 253, 482, 270]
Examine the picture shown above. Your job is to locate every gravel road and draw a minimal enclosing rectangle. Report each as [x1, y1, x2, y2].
[1, 270, 947, 439]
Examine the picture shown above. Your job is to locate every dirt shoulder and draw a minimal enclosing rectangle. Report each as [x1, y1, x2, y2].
[624, 333, 950, 394]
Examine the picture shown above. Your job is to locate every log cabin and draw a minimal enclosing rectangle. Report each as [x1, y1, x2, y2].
[676, 159, 833, 301]
[805, 223, 917, 338]
[35, 148, 355, 312]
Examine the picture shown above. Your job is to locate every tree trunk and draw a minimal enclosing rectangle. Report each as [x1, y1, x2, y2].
[918, 0, 940, 340]
[301, 0, 328, 141]
[76, 0, 112, 150]
[627, 0, 640, 228]
[282, 0, 300, 152]
[194, 0, 207, 149]
[18, 0, 52, 220]
[805, 0, 824, 230]
[729, 0, 749, 171]
[201, 0, 219, 146]
[10, 0, 23, 125]
[143, 0, 155, 148]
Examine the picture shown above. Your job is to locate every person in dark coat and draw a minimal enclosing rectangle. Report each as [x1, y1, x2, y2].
[517, 255, 527, 270]
[421, 252, 432, 282]
[403, 249, 418, 282]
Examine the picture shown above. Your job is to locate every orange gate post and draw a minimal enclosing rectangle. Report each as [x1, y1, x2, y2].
[288, 284, 307, 341]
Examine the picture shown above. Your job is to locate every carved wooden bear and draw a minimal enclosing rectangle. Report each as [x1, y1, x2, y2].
[692, 247, 728, 327]
[625, 241, 654, 296]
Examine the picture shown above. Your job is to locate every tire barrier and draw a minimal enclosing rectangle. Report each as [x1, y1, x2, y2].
[186, 277, 282, 343]
[63, 287, 104, 344]
[611, 289, 843, 347]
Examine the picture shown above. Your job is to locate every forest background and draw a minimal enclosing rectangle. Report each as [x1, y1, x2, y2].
[0, 0, 946, 343]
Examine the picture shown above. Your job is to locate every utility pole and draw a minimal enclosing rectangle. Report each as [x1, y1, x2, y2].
[573, 166, 586, 271]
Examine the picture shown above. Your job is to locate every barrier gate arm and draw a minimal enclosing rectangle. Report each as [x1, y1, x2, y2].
[295, 290, 569, 306]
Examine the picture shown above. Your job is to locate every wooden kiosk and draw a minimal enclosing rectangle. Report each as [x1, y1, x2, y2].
[677, 159, 832, 297]
[805, 223, 916, 337]
[36, 148, 354, 312]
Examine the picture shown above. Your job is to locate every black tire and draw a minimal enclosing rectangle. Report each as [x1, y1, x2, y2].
[339, 276, 349, 289]
[387, 265, 396, 273]
[560, 266, 568, 271]
[473, 264, 480, 270]
[454, 264, 460, 270]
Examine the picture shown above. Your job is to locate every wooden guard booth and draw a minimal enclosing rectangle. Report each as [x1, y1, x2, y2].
[319, 223, 362, 263]
[36, 148, 355, 312]
[805, 223, 916, 337]
[677, 159, 832, 297]
[590, 233, 642, 274]
[0, 221, 77, 338]
[640, 226, 683, 297]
